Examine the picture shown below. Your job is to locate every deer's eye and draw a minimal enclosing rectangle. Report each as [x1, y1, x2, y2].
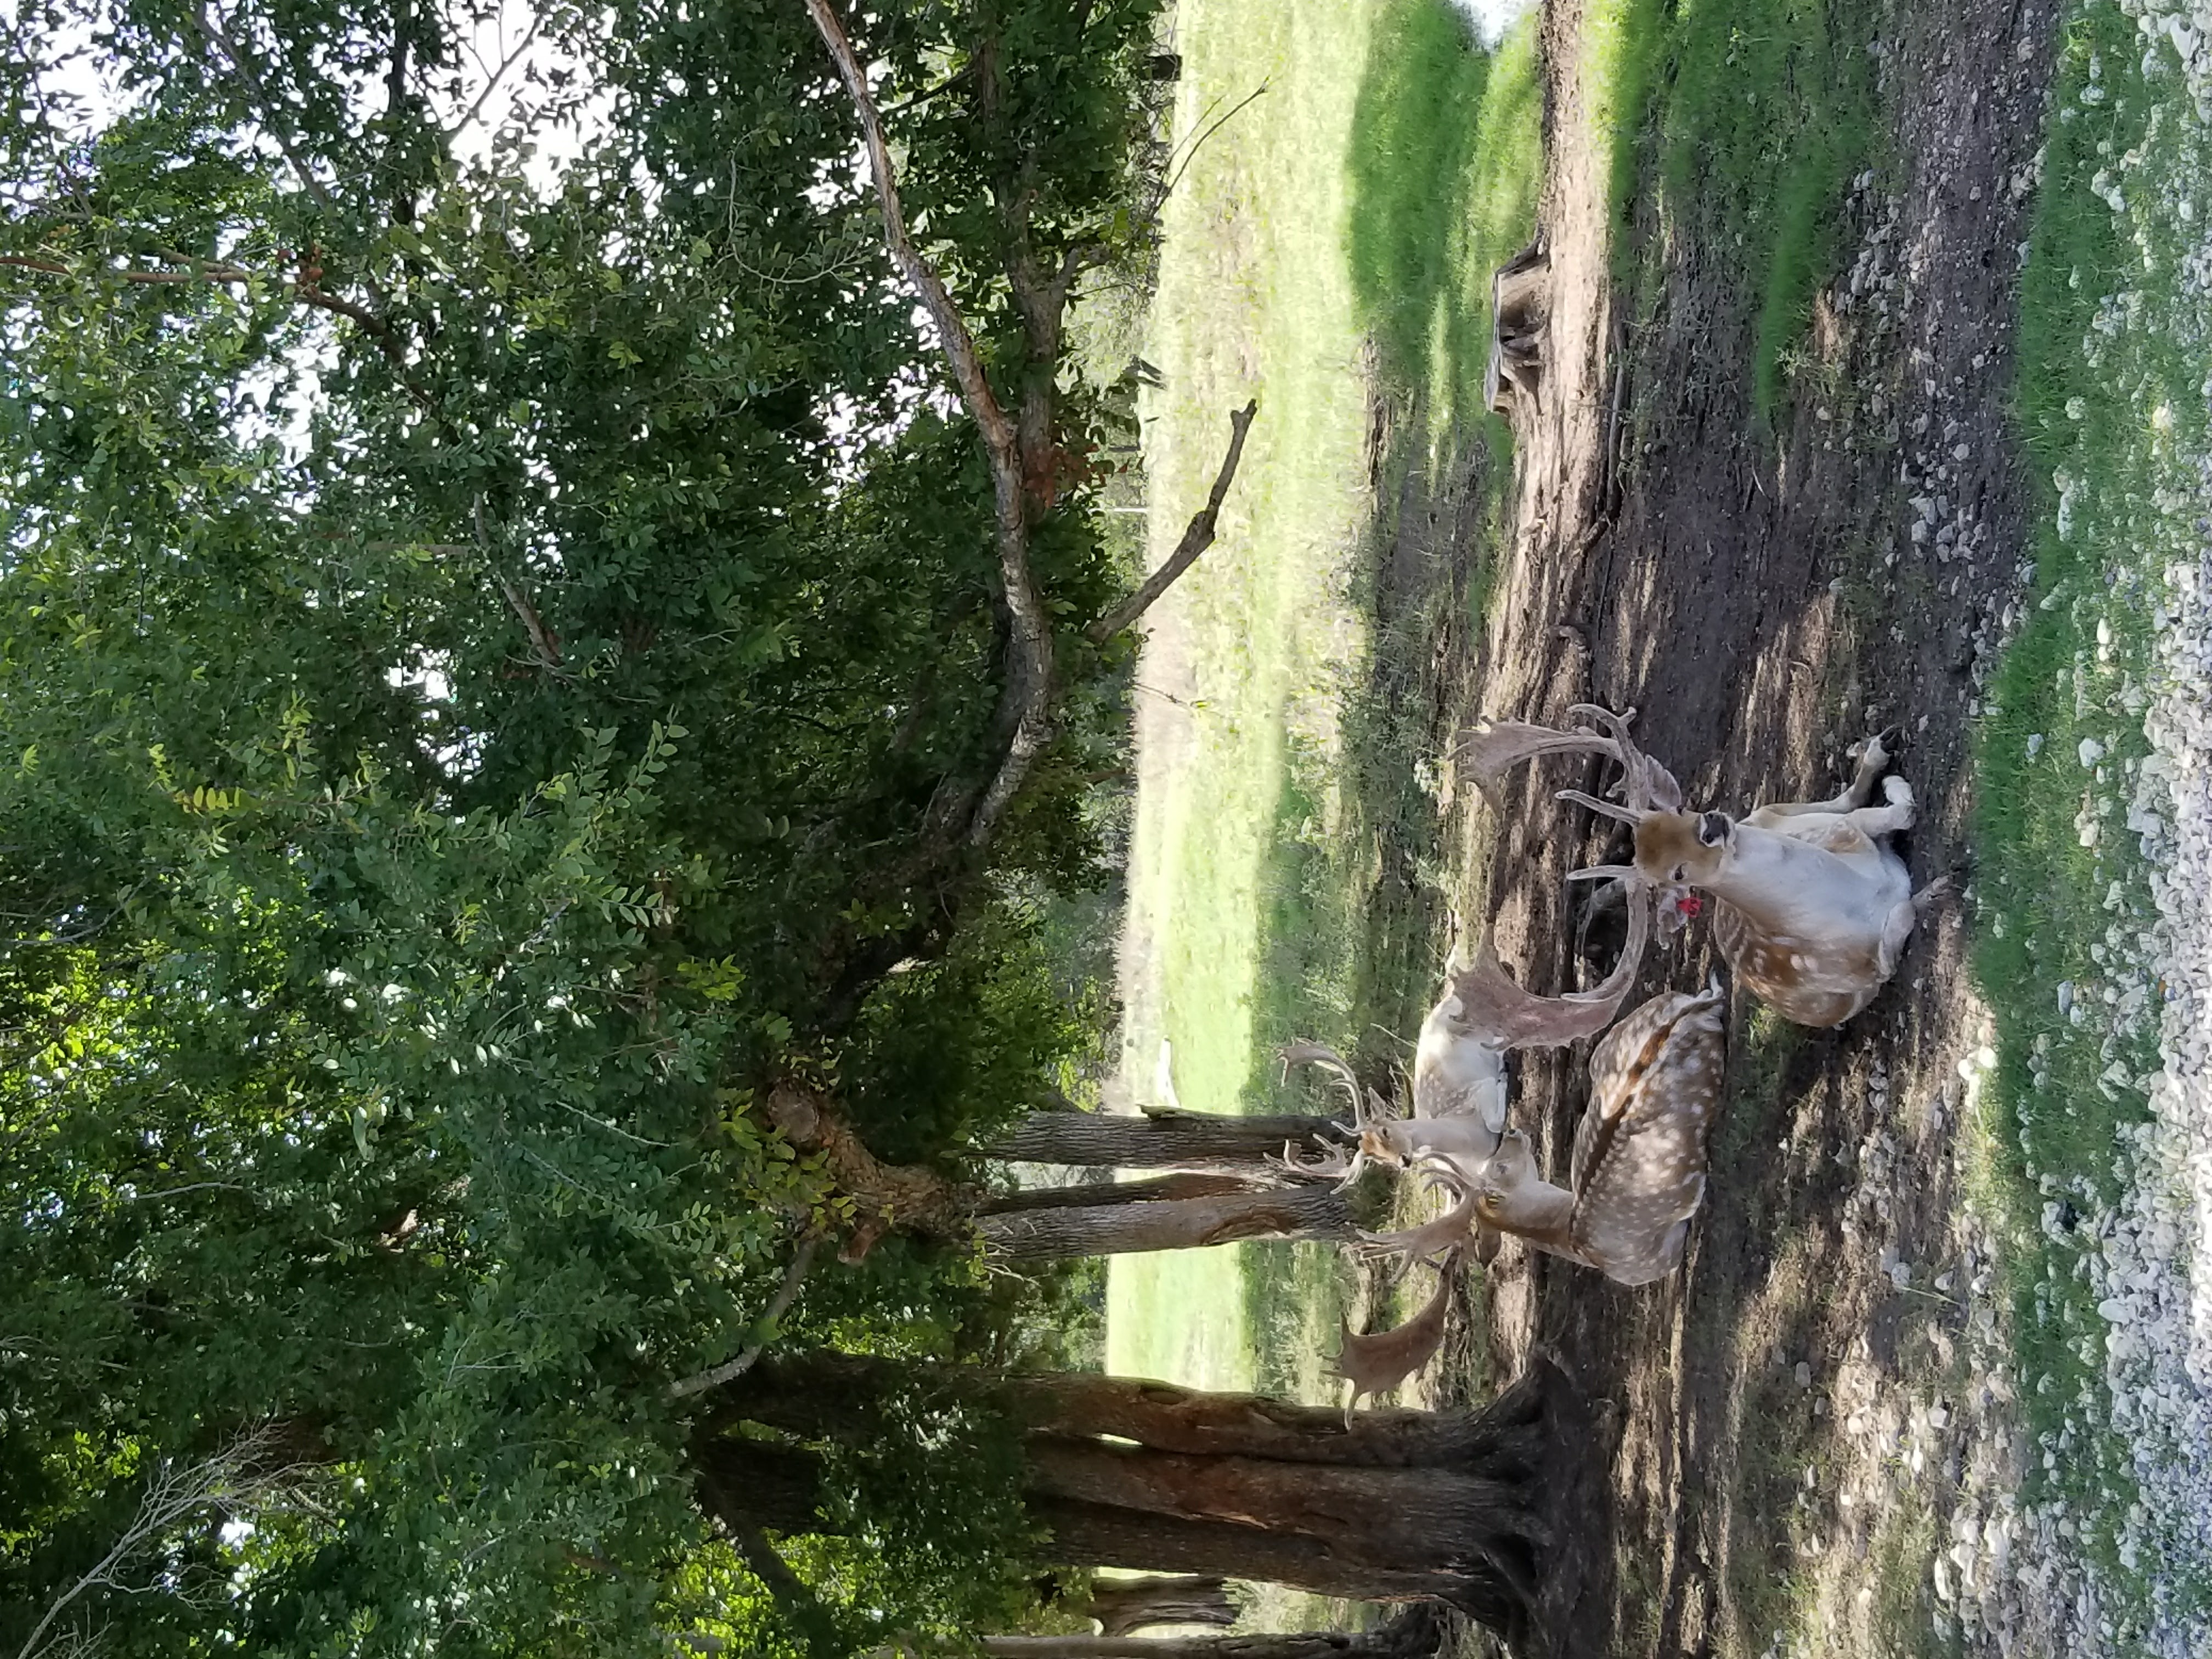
[1672, 864, 1688, 883]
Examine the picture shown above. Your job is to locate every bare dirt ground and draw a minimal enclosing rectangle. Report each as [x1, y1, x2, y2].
[1379, 1, 2071, 1652]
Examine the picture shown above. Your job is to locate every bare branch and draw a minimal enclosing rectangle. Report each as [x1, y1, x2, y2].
[667, 1237, 819, 1401]
[15, 1426, 304, 1659]
[1087, 400, 1259, 642]
[448, 9, 546, 140]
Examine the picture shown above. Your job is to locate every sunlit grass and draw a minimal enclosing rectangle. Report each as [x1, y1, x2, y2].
[1106, 24, 1549, 1593]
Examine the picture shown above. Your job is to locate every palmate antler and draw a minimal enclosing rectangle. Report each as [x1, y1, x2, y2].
[1329, 1246, 1460, 1425]
[1459, 702, 1702, 946]
[1355, 1154, 1482, 1276]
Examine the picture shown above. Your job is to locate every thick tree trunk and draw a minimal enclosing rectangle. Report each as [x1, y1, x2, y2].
[980, 1173, 1265, 1216]
[692, 1357, 1559, 1651]
[717, 1353, 1541, 1472]
[1077, 1573, 1235, 1637]
[986, 1108, 1345, 1170]
[979, 1183, 1353, 1259]
[980, 1633, 1407, 1659]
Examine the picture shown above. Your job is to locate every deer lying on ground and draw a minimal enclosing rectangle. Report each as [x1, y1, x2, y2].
[1466, 704, 1944, 1027]
[1483, 235, 1549, 419]
[1330, 1248, 1460, 1424]
[1466, 979, 1727, 1285]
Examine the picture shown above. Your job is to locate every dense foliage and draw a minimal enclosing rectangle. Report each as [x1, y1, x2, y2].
[0, 0, 1162, 1651]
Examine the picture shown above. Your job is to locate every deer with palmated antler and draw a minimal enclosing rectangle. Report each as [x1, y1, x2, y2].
[1464, 978, 1728, 1285]
[1466, 704, 1945, 1028]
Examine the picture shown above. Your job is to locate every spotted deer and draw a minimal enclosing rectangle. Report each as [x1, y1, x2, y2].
[1468, 979, 1728, 1286]
[1469, 704, 1945, 1027]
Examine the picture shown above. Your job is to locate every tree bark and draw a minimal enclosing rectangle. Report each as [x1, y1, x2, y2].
[713, 1353, 1543, 1472]
[691, 1356, 1560, 1651]
[1085, 399, 1260, 642]
[979, 1173, 1264, 1216]
[985, 1109, 1346, 1170]
[1077, 1574, 1235, 1637]
[980, 1634, 1405, 1659]
[979, 1183, 1352, 1260]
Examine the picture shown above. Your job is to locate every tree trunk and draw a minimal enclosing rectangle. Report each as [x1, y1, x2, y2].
[980, 1633, 1408, 1659]
[716, 1353, 1539, 1471]
[979, 1183, 1353, 1260]
[1077, 1574, 1235, 1637]
[691, 1356, 1560, 1652]
[985, 1108, 1346, 1170]
[980, 1173, 1266, 1216]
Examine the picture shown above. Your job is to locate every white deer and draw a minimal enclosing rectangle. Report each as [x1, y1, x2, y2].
[1466, 978, 1728, 1286]
[1465, 704, 1944, 1028]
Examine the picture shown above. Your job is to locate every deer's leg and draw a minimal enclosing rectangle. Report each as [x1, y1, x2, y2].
[1911, 875, 1951, 913]
[1839, 726, 1904, 808]
[1876, 894, 1921, 979]
[1751, 727, 1905, 824]
[1844, 772, 1916, 839]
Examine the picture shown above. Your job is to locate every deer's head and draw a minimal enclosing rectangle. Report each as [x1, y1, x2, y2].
[1564, 798, 1736, 891]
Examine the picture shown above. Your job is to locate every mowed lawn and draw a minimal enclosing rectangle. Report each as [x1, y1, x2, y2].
[1107, 0, 1542, 1401]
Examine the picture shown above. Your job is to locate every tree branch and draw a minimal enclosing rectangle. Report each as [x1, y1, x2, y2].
[0, 251, 429, 406]
[667, 1237, 819, 1400]
[187, 5, 338, 211]
[759, 1081, 968, 1255]
[1087, 400, 1257, 643]
[801, 0, 1054, 855]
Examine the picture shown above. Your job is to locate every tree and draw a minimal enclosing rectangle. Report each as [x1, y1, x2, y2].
[0, 0, 1239, 1650]
[694, 1353, 1577, 1651]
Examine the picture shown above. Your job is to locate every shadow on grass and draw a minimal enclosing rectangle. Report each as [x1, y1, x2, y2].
[1345, 0, 1543, 431]
[1596, 0, 1881, 423]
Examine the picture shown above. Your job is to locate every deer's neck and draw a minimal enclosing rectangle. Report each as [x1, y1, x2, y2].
[1485, 1180, 1584, 1260]
[1701, 828, 1879, 930]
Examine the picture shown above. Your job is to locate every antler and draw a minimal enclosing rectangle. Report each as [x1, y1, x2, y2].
[1329, 1248, 1460, 1426]
[1437, 891, 1654, 1051]
[1274, 1136, 1363, 1186]
[1276, 1042, 1397, 1189]
[1355, 1155, 1482, 1276]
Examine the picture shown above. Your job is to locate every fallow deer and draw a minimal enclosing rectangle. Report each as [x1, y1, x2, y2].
[1493, 704, 1944, 1026]
[1483, 235, 1549, 420]
[1329, 1249, 1460, 1424]
[1469, 978, 1728, 1286]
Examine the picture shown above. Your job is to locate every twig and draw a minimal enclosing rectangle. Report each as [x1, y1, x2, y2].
[667, 1238, 819, 1400]
[1163, 82, 1266, 200]
[448, 8, 546, 139]
[493, 572, 564, 672]
[1086, 399, 1259, 641]
[187, 5, 337, 211]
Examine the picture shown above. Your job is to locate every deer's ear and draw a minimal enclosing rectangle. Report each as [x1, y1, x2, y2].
[1696, 811, 1731, 847]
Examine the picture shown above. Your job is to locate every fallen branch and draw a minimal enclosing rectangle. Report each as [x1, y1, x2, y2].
[1086, 399, 1258, 642]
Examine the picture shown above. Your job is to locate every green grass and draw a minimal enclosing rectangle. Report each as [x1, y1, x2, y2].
[1108, 0, 1549, 1419]
[1962, 4, 2212, 1624]
[1105, 0, 1380, 1409]
[1344, 1, 1545, 439]
[1103, 31, 1551, 1606]
[1588, 0, 1881, 420]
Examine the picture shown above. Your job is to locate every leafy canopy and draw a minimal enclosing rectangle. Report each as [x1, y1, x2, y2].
[0, 0, 1162, 1651]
